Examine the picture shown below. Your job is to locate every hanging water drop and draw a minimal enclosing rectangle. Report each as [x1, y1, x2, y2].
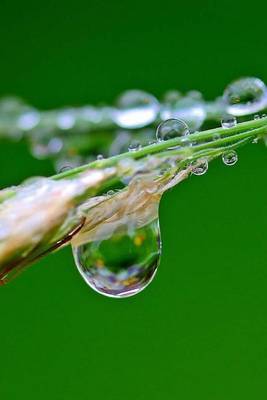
[222, 151, 238, 166]
[223, 77, 267, 116]
[221, 115, 237, 128]
[192, 159, 208, 176]
[112, 90, 159, 129]
[156, 118, 189, 142]
[72, 219, 161, 298]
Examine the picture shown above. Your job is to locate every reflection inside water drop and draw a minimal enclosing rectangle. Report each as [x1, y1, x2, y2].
[222, 150, 238, 166]
[223, 77, 267, 116]
[112, 90, 159, 129]
[156, 118, 189, 142]
[221, 115, 237, 128]
[72, 219, 161, 298]
[192, 159, 208, 176]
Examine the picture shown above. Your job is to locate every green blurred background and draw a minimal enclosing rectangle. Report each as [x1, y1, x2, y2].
[1, 1, 267, 398]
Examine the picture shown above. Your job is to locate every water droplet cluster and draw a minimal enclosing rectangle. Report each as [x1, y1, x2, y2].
[1, 76, 266, 166]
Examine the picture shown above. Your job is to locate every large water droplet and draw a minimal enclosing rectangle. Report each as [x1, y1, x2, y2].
[112, 90, 159, 129]
[223, 77, 267, 116]
[72, 219, 161, 298]
[222, 150, 238, 166]
[156, 118, 189, 142]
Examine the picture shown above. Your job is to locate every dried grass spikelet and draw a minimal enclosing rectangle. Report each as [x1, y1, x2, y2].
[72, 167, 190, 247]
[0, 168, 115, 269]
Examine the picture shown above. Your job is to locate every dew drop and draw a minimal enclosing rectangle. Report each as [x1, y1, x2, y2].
[97, 154, 104, 160]
[156, 118, 189, 143]
[163, 90, 182, 103]
[160, 97, 206, 131]
[221, 115, 237, 128]
[254, 114, 260, 120]
[57, 111, 76, 130]
[59, 165, 73, 173]
[47, 137, 63, 154]
[72, 219, 161, 298]
[17, 111, 40, 131]
[223, 77, 267, 116]
[187, 90, 203, 101]
[222, 150, 238, 166]
[192, 159, 208, 176]
[113, 90, 159, 129]
[128, 141, 141, 152]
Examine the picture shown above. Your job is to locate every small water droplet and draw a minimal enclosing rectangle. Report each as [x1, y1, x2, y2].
[128, 141, 141, 152]
[192, 159, 208, 176]
[262, 114, 267, 118]
[163, 90, 182, 103]
[187, 90, 203, 101]
[221, 115, 237, 128]
[156, 118, 189, 143]
[254, 114, 260, 120]
[223, 77, 267, 116]
[72, 219, 161, 298]
[180, 136, 191, 147]
[57, 111, 76, 130]
[17, 111, 40, 130]
[222, 150, 238, 166]
[59, 165, 73, 173]
[160, 97, 206, 131]
[113, 90, 159, 129]
[97, 154, 104, 160]
[47, 137, 63, 154]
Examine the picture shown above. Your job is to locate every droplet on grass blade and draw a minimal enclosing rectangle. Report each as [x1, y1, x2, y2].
[221, 115, 237, 128]
[112, 90, 159, 129]
[222, 150, 238, 166]
[156, 118, 189, 142]
[192, 159, 208, 176]
[223, 77, 267, 116]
